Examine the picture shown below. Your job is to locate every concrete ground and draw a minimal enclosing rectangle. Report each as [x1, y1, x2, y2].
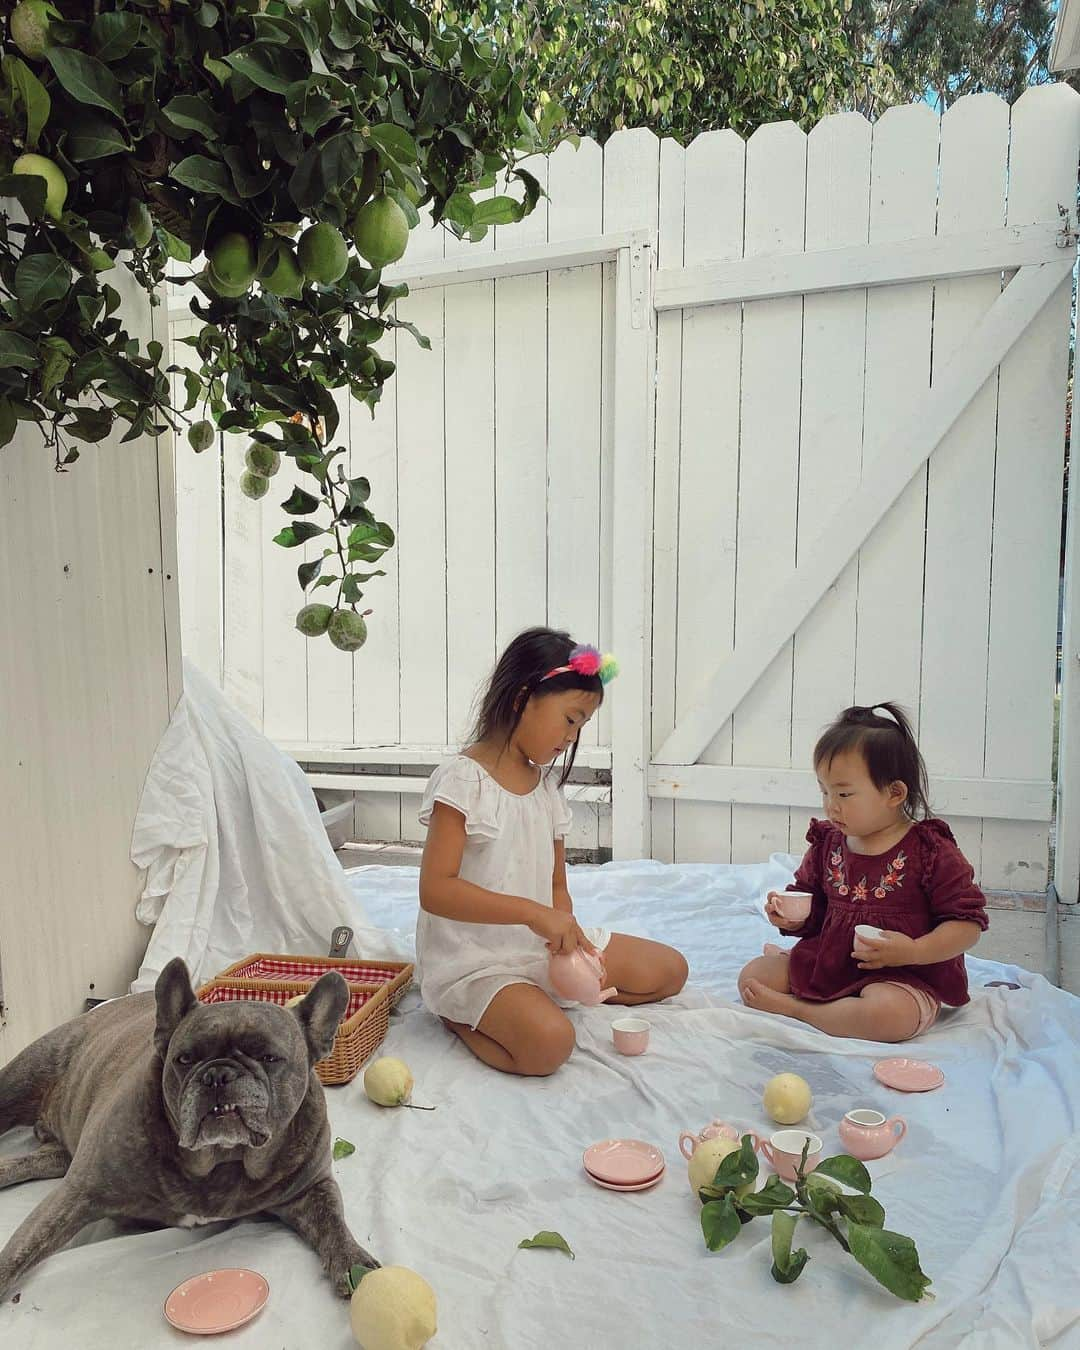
[335, 845, 1080, 996]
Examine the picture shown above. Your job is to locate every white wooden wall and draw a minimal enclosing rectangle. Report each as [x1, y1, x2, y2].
[170, 88, 1079, 890]
[1, 269, 181, 1058]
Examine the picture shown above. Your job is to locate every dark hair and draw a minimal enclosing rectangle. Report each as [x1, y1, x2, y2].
[813, 702, 931, 820]
[469, 627, 605, 785]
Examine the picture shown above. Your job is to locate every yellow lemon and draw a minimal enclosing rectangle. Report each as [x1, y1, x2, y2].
[687, 1135, 754, 1200]
[763, 1072, 813, 1125]
[12, 152, 66, 221]
[349, 1266, 436, 1349]
[363, 1056, 412, 1106]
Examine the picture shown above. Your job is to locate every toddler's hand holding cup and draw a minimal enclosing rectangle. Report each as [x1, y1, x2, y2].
[765, 890, 813, 930]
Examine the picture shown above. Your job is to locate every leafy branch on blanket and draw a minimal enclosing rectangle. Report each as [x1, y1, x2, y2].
[698, 1136, 933, 1303]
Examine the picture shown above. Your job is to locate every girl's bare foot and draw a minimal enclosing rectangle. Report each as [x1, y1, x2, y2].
[741, 978, 801, 1018]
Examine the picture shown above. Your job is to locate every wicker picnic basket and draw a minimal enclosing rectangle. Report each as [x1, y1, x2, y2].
[196, 954, 413, 1087]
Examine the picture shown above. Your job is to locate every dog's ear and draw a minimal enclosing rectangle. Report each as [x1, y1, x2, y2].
[290, 970, 348, 1064]
[154, 958, 198, 1060]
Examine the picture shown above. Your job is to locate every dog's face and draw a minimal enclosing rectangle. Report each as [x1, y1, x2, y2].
[152, 959, 348, 1152]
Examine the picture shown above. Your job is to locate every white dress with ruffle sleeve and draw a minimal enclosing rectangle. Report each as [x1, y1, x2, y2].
[415, 754, 610, 1028]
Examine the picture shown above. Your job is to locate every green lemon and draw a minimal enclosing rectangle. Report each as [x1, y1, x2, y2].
[239, 470, 270, 500]
[245, 444, 281, 477]
[206, 266, 251, 299]
[349, 193, 409, 268]
[262, 246, 304, 298]
[10, 1, 53, 61]
[187, 419, 215, 453]
[297, 222, 349, 284]
[295, 603, 334, 637]
[209, 232, 257, 288]
[12, 152, 66, 221]
[328, 609, 367, 652]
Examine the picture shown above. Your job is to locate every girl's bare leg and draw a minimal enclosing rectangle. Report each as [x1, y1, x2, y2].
[443, 983, 575, 1076]
[600, 933, 689, 1006]
[740, 977, 921, 1043]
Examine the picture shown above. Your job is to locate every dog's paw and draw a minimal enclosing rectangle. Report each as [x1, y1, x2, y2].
[332, 1247, 380, 1299]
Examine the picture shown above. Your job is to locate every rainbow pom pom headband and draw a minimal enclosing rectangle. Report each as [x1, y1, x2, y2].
[540, 644, 619, 686]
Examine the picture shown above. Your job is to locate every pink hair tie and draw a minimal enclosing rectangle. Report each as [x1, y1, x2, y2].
[541, 644, 619, 685]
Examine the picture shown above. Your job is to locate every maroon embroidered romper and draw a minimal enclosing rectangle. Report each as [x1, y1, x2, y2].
[780, 819, 989, 1007]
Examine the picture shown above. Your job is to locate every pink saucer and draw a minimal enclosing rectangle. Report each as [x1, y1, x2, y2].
[873, 1057, 945, 1093]
[164, 1269, 269, 1335]
[582, 1139, 665, 1185]
[586, 1165, 666, 1193]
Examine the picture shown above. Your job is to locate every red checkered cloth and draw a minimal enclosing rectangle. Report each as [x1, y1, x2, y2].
[229, 957, 398, 986]
[199, 985, 379, 1017]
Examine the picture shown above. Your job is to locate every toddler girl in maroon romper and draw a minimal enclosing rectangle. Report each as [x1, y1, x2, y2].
[739, 704, 988, 1043]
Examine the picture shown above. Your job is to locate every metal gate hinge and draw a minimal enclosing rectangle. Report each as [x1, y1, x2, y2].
[1056, 204, 1078, 249]
[629, 241, 650, 329]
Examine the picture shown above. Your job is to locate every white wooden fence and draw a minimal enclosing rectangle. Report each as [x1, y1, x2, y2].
[170, 86, 1080, 896]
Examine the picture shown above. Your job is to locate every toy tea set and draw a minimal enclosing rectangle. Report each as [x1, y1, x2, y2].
[555, 934, 943, 1195]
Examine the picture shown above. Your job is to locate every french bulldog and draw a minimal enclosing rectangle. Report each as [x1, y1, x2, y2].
[0, 957, 378, 1302]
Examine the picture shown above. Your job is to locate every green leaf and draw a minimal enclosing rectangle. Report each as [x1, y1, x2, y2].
[700, 1193, 742, 1252]
[66, 116, 128, 163]
[342, 573, 365, 604]
[0, 331, 39, 370]
[0, 170, 47, 218]
[298, 557, 324, 590]
[770, 1211, 809, 1284]
[281, 486, 322, 515]
[365, 122, 418, 165]
[46, 47, 124, 118]
[68, 407, 113, 443]
[710, 1135, 760, 1191]
[289, 131, 360, 210]
[837, 1193, 886, 1229]
[517, 1231, 574, 1260]
[274, 521, 326, 548]
[162, 95, 226, 141]
[471, 194, 525, 228]
[332, 1137, 355, 1161]
[41, 344, 71, 397]
[161, 230, 191, 263]
[15, 253, 70, 310]
[224, 43, 307, 95]
[5, 56, 51, 148]
[0, 397, 16, 448]
[736, 1175, 795, 1216]
[170, 155, 242, 206]
[847, 1225, 932, 1303]
[814, 1155, 872, 1195]
[384, 186, 420, 230]
[183, 370, 202, 411]
[347, 1264, 370, 1293]
[92, 11, 142, 63]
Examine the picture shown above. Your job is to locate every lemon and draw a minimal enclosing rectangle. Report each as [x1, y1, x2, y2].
[687, 1135, 755, 1200]
[328, 609, 368, 653]
[245, 444, 280, 477]
[363, 1056, 412, 1106]
[349, 1266, 436, 1349]
[297, 222, 349, 284]
[349, 194, 409, 268]
[127, 199, 154, 248]
[10, 1, 52, 61]
[284, 994, 306, 1009]
[12, 152, 66, 221]
[209, 232, 257, 288]
[262, 246, 304, 298]
[763, 1072, 813, 1125]
[187, 419, 215, 453]
[239, 470, 270, 500]
[295, 603, 333, 637]
[206, 267, 251, 299]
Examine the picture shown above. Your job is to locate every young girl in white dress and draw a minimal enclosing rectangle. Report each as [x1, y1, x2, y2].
[417, 627, 688, 1076]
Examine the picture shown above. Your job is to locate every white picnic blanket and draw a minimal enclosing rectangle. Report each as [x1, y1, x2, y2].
[3, 857, 1078, 1347]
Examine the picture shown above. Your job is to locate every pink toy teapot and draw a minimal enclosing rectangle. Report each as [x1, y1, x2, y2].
[548, 948, 617, 1006]
[678, 1121, 762, 1161]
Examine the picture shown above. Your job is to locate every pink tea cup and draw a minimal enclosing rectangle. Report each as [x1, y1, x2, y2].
[838, 1109, 906, 1161]
[760, 1129, 822, 1181]
[612, 1017, 650, 1056]
[773, 891, 813, 925]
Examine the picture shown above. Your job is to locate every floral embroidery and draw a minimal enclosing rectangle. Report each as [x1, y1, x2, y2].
[826, 845, 907, 902]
